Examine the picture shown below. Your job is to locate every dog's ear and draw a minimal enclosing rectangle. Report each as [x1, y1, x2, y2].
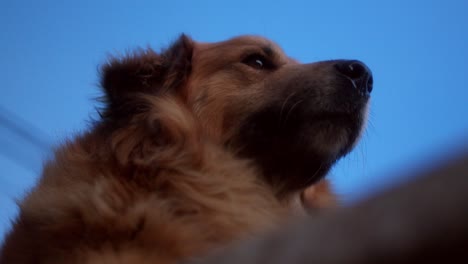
[100, 34, 193, 119]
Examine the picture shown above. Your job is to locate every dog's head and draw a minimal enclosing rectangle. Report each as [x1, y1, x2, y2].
[101, 34, 372, 196]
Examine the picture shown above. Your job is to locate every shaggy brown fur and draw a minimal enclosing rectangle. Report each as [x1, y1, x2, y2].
[0, 35, 371, 263]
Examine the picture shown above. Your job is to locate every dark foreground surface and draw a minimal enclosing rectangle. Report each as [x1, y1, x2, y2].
[188, 150, 468, 264]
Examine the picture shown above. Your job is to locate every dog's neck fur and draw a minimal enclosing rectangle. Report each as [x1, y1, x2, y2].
[3, 97, 292, 262]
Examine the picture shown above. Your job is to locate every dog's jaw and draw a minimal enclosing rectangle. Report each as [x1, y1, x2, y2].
[309, 122, 352, 158]
[305, 103, 370, 160]
[231, 105, 368, 196]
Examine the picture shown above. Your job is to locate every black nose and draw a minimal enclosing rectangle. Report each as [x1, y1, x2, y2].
[334, 60, 373, 96]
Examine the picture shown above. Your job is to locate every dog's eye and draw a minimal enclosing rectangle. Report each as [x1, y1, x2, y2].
[242, 54, 273, 70]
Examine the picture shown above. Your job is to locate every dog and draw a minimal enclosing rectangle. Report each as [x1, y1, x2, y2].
[0, 35, 372, 263]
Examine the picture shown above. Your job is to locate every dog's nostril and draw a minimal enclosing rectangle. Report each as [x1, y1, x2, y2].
[335, 60, 369, 80]
[367, 75, 374, 94]
[334, 60, 373, 96]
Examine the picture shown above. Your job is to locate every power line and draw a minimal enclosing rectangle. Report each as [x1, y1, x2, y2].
[0, 148, 39, 173]
[0, 105, 52, 172]
[0, 105, 51, 151]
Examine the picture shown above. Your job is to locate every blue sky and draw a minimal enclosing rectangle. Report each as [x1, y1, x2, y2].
[1, 0, 467, 240]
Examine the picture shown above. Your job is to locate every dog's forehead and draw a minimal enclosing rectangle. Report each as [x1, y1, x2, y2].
[194, 35, 293, 62]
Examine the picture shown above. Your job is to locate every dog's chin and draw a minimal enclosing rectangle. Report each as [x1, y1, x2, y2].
[231, 109, 363, 195]
[303, 113, 362, 159]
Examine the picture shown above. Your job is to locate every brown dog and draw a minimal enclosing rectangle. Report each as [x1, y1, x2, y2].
[0, 35, 372, 263]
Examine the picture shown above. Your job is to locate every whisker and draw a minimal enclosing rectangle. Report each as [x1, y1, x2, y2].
[278, 91, 297, 126]
[282, 99, 304, 127]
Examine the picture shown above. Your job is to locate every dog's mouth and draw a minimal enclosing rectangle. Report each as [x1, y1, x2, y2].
[305, 110, 365, 134]
[307, 109, 366, 155]
[308, 112, 355, 125]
